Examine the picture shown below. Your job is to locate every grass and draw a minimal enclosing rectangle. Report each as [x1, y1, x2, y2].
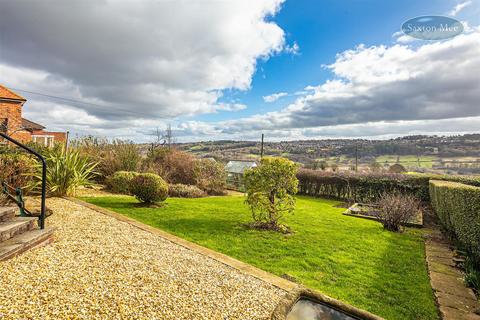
[376, 155, 439, 168]
[80, 194, 438, 320]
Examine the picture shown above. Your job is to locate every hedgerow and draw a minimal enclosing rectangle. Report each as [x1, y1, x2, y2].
[297, 169, 430, 202]
[297, 169, 480, 202]
[429, 180, 480, 291]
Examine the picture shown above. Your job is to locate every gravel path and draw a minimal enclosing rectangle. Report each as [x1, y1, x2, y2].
[0, 198, 286, 319]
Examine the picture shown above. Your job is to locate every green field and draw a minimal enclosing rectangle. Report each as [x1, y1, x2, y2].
[81, 195, 438, 320]
[376, 155, 439, 168]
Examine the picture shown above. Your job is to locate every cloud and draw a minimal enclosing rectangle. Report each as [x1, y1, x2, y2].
[172, 116, 480, 141]
[263, 92, 288, 103]
[449, 1, 472, 16]
[215, 103, 247, 112]
[0, 0, 286, 137]
[207, 30, 480, 136]
[284, 42, 300, 55]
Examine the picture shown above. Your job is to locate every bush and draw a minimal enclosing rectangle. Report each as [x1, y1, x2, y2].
[244, 157, 298, 231]
[143, 148, 197, 185]
[430, 180, 480, 291]
[72, 137, 140, 182]
[194, 159, 226, 195]
[0, 152, 36, 193]
[376, 192, 421, 232]
[106, 171, 138, 194]
[389, 163, 406, 173]
[168, 184, 206, 198]
[131, 173, 168, 204]
[36, 146, 98, 196]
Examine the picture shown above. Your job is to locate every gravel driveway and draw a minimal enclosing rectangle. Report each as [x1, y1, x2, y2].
[0, 198, 286, 319]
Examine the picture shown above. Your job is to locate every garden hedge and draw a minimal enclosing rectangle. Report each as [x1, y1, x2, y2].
[429, 180, 480, 259]
[296, 169, 480, 203]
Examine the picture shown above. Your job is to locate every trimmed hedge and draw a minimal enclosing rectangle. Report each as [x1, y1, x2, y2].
[297, 169, 430, 202]
[429, 180, 480, 255]
[297, 169, 480, 203]
[106, 171, 139, 194]
[430, 180, 480, 291]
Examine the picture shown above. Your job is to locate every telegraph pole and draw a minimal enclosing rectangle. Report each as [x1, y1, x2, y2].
[355, 143, 358, 172]
[260, 133, 264, 159]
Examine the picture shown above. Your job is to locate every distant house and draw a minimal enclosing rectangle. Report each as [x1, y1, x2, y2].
[225, 160, 257, 191]
[0, 84, 67, 146]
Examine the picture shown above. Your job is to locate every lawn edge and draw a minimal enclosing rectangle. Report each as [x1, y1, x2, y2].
[65, 196, 299, 292]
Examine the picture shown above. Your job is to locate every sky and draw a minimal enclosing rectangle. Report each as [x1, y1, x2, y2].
[0, 0, 479, 142]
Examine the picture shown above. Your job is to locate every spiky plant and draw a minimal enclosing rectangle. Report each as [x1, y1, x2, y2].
[34, 146, 98, 196]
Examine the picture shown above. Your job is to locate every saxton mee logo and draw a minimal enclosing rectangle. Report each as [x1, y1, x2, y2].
[401, 15, 464, 40]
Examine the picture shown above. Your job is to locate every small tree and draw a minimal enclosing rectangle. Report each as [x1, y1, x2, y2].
[244, 157, 298, 231]
[376, 192, 421, 232]
[369, 161, 382, 172]
[389, 163, 406, 173]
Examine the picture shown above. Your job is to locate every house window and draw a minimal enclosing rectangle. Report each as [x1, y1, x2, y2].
[32, 135, 55, 147]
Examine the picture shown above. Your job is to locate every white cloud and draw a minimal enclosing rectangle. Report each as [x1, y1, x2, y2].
[284, 42, 300, 55]
[0, 0, 287, 137]
[174, 29, 480, 141]
[263, 92, 288, 103]
[214, 103, 247, 112]
[449, 1, 472, 16]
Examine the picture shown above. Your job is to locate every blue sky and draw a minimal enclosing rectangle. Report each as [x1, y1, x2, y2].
[202, 0, 470, 121]
[1, 0, 479, 141]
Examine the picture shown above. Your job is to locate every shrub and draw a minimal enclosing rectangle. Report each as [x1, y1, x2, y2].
[194, 159, 226, 195]
[0, 152, 36, 193]
[35, 146, 98, 196]
[106, 171, 138, 194]
[430, 180, 480, 291]
[244, 157, 298, 231]
[131, 173, 168, 204]
[72, 137, 140, 182]
[376, 192, 421, 232]
[389, 163, 406, 173]
[168, 184, 206, 198]
[143, 148, 197, 185]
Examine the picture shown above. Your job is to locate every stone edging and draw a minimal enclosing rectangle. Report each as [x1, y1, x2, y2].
[65, 196, 385, 320]
[271, 287, 384, 320]
[424, 229, 480, 320]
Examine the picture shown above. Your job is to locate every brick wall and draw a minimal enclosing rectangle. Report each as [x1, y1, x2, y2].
[0, 100, 29, 142]
[31, 130, 67, 142]
[0, 101, 23, 132]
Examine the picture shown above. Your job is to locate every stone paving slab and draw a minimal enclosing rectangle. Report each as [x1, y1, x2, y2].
[425, 229, 480, 320]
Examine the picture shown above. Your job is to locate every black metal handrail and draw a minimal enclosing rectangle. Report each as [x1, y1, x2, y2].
[0, 132, 47, 229]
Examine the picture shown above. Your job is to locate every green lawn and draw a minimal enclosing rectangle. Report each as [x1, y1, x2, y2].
[80, 195, 438, 320]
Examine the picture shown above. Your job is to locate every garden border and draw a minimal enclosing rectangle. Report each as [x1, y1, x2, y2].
[66, 196, 385, 320]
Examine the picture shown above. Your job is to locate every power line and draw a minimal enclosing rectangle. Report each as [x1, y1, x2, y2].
[10, 87, 169, 119]
[11, 87, 108, 109]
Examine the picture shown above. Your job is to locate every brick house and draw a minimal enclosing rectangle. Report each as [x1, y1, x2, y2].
[0, 84, 67, 146]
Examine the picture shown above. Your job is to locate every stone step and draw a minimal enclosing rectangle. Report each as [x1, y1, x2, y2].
[0, 217, 37, 242]
[0, 207, 17, 222]
[0, 227, 55, 261]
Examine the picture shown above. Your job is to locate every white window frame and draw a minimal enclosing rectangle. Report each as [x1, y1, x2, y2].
[32, 135, 55, 147]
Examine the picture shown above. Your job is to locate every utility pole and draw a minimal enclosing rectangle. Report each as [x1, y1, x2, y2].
[355, 143, 358, 172]
[260, 133, 264, 159]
